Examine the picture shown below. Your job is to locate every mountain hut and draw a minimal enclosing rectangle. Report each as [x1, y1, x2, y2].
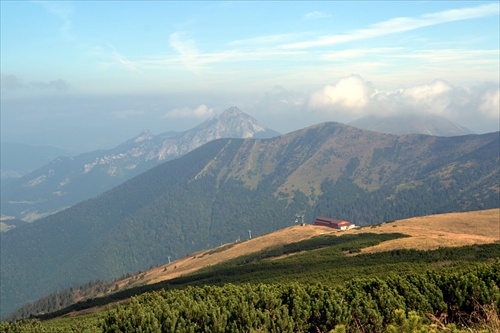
[313, 216, 353, 230]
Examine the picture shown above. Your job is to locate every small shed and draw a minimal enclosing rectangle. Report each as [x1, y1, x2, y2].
[313, 216, 353, 230]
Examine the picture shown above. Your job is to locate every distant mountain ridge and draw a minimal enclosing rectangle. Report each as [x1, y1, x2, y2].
[0, 107, 279, 222]
[1, 121, 498, 317]
[349, 114, 474, 136]
[0, 143, 68, 181]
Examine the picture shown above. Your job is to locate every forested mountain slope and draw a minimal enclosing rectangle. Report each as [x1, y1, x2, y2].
[1, 122, 498, 317]
[0, 107, 278, 222]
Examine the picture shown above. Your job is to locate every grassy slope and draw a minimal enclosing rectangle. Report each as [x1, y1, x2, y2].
[25, 208, 497, 324]
[118, 208, 499, 289]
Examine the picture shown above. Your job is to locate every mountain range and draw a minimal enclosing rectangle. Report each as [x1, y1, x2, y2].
[0, 111, 478, 224]
[0, 107, 279, 222]
[1, 120, 498, 317]
[0, 143, 68, 181]
[348, 114, 474, 136]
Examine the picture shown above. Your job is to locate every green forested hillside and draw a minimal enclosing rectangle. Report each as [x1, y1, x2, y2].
[6, 228, 500, 322]
[0, 107, 280, 222]
[1, 123, 499, 318]
[68, 262, 500, 333]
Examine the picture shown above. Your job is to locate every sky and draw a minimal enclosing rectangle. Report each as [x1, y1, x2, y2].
[1, 1, 499, 152]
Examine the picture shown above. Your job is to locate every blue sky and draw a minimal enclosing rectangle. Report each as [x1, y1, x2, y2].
[1, 1, 499, 151]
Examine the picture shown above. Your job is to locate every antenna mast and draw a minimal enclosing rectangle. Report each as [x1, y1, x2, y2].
[295, 213, 305, 226]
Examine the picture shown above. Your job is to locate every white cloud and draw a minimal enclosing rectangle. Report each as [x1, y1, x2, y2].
[321, 48, 401, 61]
[82, 4, 497, 96]
[163, 104, 215, 119]
[302, 11, 331, 21]
[400, 80, 453, 115]
[398, 49, 499, 63]
[38, 2, 74, 41]
[111, 51, 144, 73]
[479, 88, 500, 118]
[308, 75, 500, 124]
[169, 32, 203, 75]
[309, 75, 375, 114]
[101, 4, 497, 85]
[108, 32, 306, 76]
[228, 33, 300, 47]
[282, 3, 499, 49]
[395, 49, 500, 76]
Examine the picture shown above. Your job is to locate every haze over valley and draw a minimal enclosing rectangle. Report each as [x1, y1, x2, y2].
[1, 2, 499, 152]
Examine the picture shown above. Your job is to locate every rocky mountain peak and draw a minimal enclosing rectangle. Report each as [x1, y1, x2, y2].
[133, 130, 155, 143]
[192, 107, 278, 140]
[219, 106, 243, 117]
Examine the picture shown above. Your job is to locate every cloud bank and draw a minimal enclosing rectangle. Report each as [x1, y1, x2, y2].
[1, 75, 71, 92]
[308, 75, 500, 124]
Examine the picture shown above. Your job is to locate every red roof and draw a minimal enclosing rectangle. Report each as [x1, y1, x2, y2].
[313, 216, 351, 229]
